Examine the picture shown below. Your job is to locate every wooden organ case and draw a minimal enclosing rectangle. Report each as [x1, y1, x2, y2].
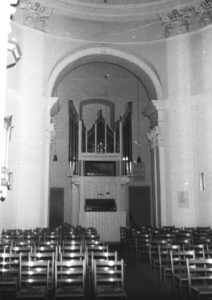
[68, 100, 132, 241]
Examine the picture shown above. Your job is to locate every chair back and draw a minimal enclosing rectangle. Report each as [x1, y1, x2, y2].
[18, 257, 50, 290]
[93, 259, 126, 298]
[54, 259, 86, 296]
[186, 258, 212, 300]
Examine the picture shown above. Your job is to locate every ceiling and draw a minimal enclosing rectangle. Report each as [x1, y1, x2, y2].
[17, 0, 196, 22]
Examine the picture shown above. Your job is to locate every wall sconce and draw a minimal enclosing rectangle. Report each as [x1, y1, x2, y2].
[0, 186, 7, 202]
[199, 172, 205, 191]
[53, 154, 58, 162]
[53, 136, 58, 161]
[137, 156, 142, 163]
[53, 122, 58, 162]
[7, 39, 22, 68]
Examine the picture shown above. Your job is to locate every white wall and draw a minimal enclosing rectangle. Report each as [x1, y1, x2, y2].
[163, 26, 212, 227]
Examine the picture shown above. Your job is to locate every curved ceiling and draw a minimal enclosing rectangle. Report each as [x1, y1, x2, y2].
[29, 0, 195, 22]
[52, 54, 157, 99]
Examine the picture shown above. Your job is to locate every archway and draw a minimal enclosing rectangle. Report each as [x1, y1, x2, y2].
[46, 47, 163, 228]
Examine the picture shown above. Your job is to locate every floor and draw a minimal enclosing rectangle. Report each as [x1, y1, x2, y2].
[113, 243, 178, 300]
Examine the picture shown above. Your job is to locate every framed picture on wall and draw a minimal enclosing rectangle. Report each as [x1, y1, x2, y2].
[178, 191, 189, 208]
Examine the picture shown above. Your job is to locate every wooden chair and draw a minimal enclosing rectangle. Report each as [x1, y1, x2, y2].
[175, 232, 193, 250]
[148, 240, 168, 276]
[38, 241, 59, 248]
[184, 244, 205, 259]
[59, 244, 83, 255]
[93, 259, 127, 299]
[59, 252, 85, 262]
[16, 258, 51, 299]
[34, 245, 58, 258]
[90, 251, 118, 292]
[29, 251, 55, 294]
[14, 240, 36, 248]
[186, 258, 212, 300]
[63, 234, 82, 244]
[85, 244, 109, 268]
[120, 227, 131, 255]
[158, 244, 180, 286]
[0, 244, 12, 253]
[11, 245, 33, 255]
[170, 250, 195, 299]
[54, 259, 86, 299]
[136, 233, 151, 261]
[62, 240, 82, 248]
[0, 252, 20, 296]
[43, 233, 62, 247]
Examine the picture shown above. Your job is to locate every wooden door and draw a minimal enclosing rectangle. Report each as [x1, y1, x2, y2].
[49, 188, 64, 229]
[129, 186, 151, 227]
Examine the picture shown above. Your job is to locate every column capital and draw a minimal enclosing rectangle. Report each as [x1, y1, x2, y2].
[20, 0, 53, 32]
[46, 97, 58, 147]
[159, 1, 212, 38]
[146, 125, 164, 149]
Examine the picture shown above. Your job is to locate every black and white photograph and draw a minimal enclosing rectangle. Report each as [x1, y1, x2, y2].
[0, 0, 212, 299]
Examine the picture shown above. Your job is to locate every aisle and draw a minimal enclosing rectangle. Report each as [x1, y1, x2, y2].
[112, 243, 178, 300]
[124, 258, 177, 300]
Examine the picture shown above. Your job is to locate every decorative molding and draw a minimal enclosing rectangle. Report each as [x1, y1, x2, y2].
[146, 125, 164, 149]
[47, 97, 58, 147]
[4, 116, 13, 131]
[159, 0, 212, 37]
[20, 0, 53, 32]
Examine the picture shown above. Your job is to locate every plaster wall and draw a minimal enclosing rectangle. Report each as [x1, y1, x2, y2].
[163, 26, 212, 227]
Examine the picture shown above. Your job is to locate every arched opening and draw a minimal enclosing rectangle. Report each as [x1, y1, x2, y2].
[47, 47, 163, 234]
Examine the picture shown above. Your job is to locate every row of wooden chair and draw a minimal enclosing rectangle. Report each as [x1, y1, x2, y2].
[149, 242, 212, 299]
[0, 225, 127, 299]
[120, 225, 212, 299]
[1, 226, 100, 249]
[120, 225, 212, 263]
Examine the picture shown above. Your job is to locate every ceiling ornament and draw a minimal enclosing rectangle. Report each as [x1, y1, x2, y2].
[20, 0, 53, 32]
[159, 0, 212, 37]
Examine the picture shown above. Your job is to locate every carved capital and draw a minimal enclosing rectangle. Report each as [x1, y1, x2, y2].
[20, 0, 53, 32]
[46, 97, 58, 146]
[159, 7, 192, 37]
[194, 1, 212, 27]
[159, 0, 212, 37]
[146, 125, 164, 149]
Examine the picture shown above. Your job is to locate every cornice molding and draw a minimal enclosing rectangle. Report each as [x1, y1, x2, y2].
[22, 0, 194, 22]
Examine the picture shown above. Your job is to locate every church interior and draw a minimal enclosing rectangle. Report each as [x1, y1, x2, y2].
[1, 0, 212, 299]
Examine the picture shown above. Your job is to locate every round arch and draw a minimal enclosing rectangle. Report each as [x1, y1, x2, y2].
[46, 46, 162, 100]
[46, 46, 164, 228]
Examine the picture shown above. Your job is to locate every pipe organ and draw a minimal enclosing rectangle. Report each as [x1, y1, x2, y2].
[68, 100, 132, 241]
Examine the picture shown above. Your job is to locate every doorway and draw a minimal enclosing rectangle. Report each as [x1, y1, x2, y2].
[129, 186, 151, 228]
[49, 188, 64, 228]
